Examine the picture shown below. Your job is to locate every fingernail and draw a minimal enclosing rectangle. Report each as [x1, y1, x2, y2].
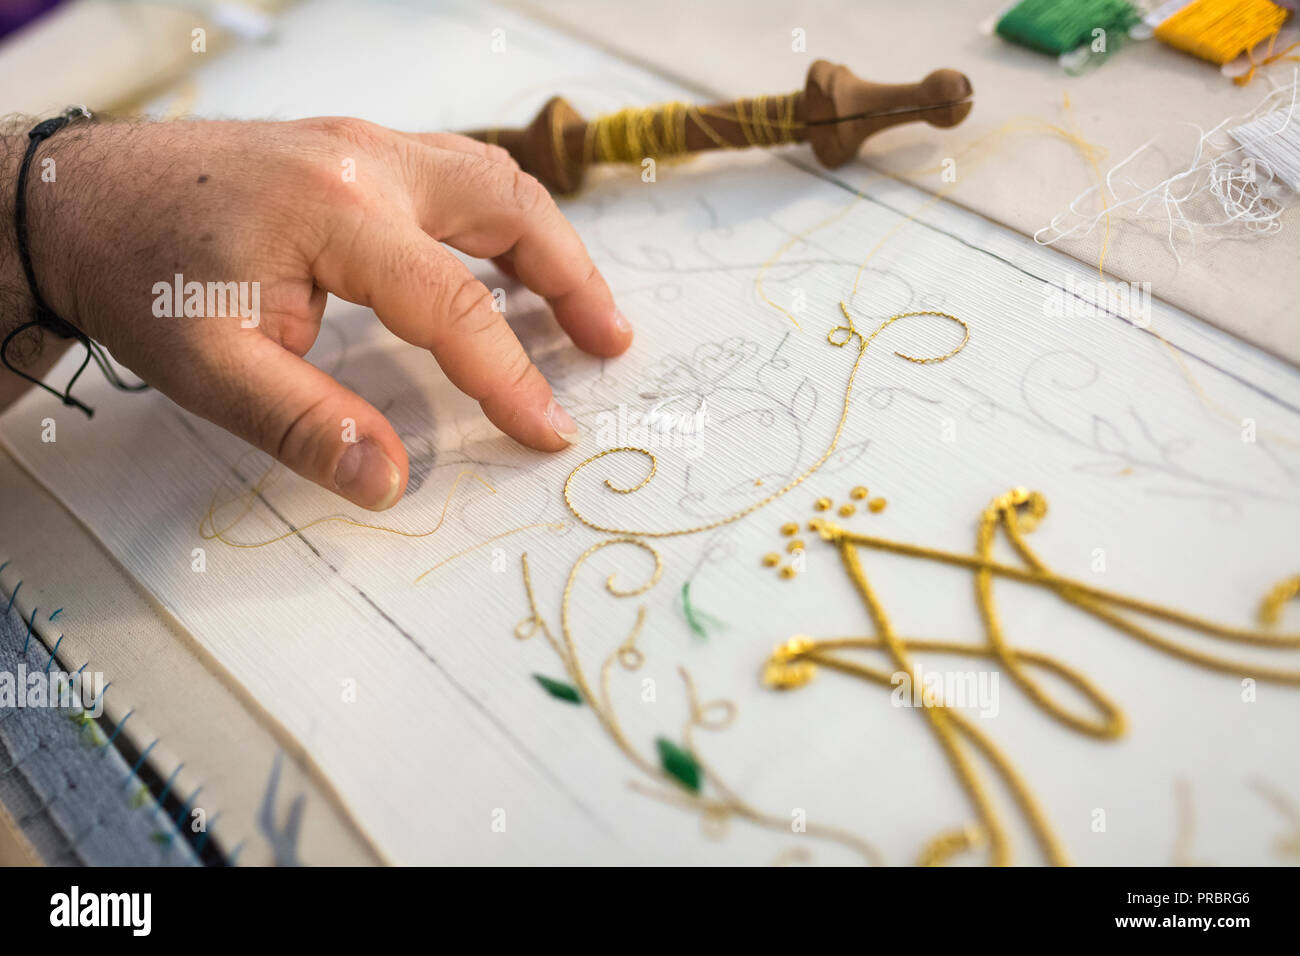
[613, 309, 632, 334]
[545, 399, 580, 444]
[335, 439, 401, 510]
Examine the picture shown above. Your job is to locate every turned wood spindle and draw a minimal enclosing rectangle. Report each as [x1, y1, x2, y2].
[461, 60, 974, 194]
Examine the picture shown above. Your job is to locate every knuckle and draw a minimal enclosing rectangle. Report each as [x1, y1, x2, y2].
[321, 116, 388, 150]
[305, 167, 361, 210]
[442, 275, 497, 339]
[501, 349, 537, 394]
[268, 393, 332, 470]
[485, 144, 515, 167]
[311, 163, 368, 209]
[504, 169, 546, 213]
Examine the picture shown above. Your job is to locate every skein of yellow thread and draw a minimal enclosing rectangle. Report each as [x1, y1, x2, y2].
[1154, 0, 1289, 66]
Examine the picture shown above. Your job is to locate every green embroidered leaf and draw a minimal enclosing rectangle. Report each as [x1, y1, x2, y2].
[656, 737, 701, 793]
[533, 673, 582, 705]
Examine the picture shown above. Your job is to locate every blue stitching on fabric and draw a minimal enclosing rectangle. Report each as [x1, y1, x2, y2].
[21, 607, 36, 654]
[100, 709, 134, 754]
[5, 581, 21, 618]
[44, 634, 63, 672]
[122, 739, 158, 788]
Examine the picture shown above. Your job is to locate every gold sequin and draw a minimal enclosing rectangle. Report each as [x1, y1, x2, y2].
[850, 486, 868, 500]
[779, 565, 797, 579]
[838, 504, 856, 517]
[780, 522, 799, 536]
[762, 552, 780, 568]
[814, 498, 832, 512]
[787, 539, 805, 553]
[868, 497, 886, 513]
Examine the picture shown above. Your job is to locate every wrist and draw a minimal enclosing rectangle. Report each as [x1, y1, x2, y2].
[2, 114, 95, 326]
[0, 116, 95, 410]
[0, 128, 32, 334]
[21, 113, 100, 332]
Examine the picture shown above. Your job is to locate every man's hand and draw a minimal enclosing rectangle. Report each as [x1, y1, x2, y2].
[1, 118, 631, 509]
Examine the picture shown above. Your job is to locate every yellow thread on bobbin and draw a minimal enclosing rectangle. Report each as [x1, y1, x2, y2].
[581, 93, 803, 166]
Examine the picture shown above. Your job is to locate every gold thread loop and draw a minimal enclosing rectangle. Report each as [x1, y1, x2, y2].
[849, 304, 971, 365]
[680, 666, 738, 730]
[601, 538, 664, 598]
[1260, 576, 1300, 627]
[574, 446, 657, 495]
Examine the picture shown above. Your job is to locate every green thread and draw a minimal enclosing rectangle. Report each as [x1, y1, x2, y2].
[656, 737, 702, 793]
[996, 0, 1140, 56]
[680, 581, 725, 640]
[533, 673, 583, 705]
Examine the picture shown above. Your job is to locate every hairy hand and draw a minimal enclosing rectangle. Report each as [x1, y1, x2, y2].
[9, 118, 630, 509]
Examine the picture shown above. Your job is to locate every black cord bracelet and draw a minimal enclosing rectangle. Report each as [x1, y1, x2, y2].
[2, 105, 147, 418]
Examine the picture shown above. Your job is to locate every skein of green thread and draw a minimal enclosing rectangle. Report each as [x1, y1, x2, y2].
[996, 0, 1142, 56]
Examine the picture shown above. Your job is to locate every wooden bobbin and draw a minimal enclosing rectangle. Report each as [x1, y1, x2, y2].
[462, 60, 974, 194]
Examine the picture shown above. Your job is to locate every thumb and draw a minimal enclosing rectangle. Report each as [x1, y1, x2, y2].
[190, 332, 408, 510]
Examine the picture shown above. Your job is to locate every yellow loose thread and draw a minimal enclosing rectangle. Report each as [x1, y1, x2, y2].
[1234, 30, 1300, 86]
[201, 459, 568, 583]
[412, 521, 567, 584]
[200, 463, 495, 549]
[1252, 778, 1300, 860]
[1172, 778, 1212, 866]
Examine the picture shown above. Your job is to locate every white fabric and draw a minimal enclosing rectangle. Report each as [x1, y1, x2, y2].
[3, 0, 1300, 864]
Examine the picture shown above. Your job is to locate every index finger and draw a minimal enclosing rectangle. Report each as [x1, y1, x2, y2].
[403, 147, 632, 358]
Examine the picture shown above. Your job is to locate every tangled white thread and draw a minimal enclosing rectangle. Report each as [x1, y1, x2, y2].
[1036, 70, 1299, 267]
